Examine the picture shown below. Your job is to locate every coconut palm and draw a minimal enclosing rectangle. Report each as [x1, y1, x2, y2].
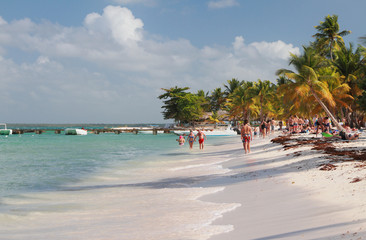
[226, 81, 256, 121]
[313, 14, 351, 60]
[224, 78, 244, 97]
[252, 79, 276, 121]
[316, 67, 353, 117]
[276, 46, 345, 131]
[332, 43, 366, 126]
[332, 43, 365, 97]
[210, 87, 226, 112]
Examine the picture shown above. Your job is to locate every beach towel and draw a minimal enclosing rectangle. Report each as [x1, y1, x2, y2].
[321, 132, 333, 138]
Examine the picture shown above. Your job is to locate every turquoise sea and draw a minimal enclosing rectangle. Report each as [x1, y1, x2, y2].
[0, 129, 176, 198]
[0, 125, 239, 240]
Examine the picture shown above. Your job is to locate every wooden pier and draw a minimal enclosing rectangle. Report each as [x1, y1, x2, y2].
[10, 127, 181, 135]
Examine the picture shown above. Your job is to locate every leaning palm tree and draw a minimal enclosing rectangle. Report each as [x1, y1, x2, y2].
[313, 14, 351, 60]
[276, 46, 345, 131]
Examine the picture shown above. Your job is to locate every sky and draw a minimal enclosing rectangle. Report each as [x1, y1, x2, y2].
[0, 0, 365, 124]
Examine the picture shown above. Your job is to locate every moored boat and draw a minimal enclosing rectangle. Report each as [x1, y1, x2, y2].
[0, 124, 12, 135]
[64, 128, 88, 135]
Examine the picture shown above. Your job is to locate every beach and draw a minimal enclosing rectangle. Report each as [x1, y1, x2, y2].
[1, 130, 366, 239]
[199, 132, 366, 240]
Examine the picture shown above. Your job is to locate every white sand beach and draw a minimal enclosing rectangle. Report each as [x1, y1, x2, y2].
[198, 132, 366, 240]
[1, 132, 366, 240]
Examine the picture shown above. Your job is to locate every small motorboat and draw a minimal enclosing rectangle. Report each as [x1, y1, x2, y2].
[0, 123, 12, 135]
[64, 128, 88, 135]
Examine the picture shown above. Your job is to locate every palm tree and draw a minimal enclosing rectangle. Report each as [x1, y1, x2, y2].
[224, 78, 243, 97]
[210, 87, 226, 112]
[332, 43, 365, 97]
[276, 46, 345, 131]
[332, 42, 366, 126]
[252, 79, 276, 121]
[196, 89, 211, 112]
[313, 14, 351, 60]
[226, 81, 256, 121]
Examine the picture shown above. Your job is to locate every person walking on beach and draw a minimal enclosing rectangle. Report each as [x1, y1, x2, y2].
[241, 119, 253, 154]
[194, 129, 207, 150]
[260, 120, 267, 138]
[279, 120, 283, 130]
[187, 130, 195, 149]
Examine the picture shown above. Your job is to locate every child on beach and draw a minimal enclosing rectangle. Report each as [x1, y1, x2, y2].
[241, 120, 253, 154]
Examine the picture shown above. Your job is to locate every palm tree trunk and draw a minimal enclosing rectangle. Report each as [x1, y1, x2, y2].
[310, 88, 345, 132]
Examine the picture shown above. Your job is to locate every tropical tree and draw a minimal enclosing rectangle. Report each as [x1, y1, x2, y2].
[177, 93, 205, 124]
[332, 42, 366, 126]
[332, 43, 365, 96]
[158, 86, 190, 122]
[224, 78, 243, 97]
[226, 81, 256, 121]
[196, 89, 211, 112]
[252, 79, 276, 121]
[158, 86, 204, 124]
[210, 87, 226, 112]
[276, 46, 345, 131]
[313, 14, 351, 60]
[318, 67, 353, 118]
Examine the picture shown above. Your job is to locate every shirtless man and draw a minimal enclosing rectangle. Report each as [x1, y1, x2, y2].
[194, 129, 207, 150]
[241, 119, 253, 154]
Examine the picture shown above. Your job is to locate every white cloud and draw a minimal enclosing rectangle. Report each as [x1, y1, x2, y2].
[0, 5, 299, 123]
[208, 0, 239, 9]
[0, 16, 7, 25]
[84, 6, 144, 45]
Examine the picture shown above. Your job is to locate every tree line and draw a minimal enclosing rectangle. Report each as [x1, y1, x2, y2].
[159, 15, 366, 128]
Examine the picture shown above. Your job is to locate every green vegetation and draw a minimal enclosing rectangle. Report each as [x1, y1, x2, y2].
[159, 15, 366, 128]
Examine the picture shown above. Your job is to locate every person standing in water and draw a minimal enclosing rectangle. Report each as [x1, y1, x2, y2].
[241, 119, 253, 154]
[187, 130, 195, 149]
[194, 129, 207, 150]
[177, 135, 185, 146]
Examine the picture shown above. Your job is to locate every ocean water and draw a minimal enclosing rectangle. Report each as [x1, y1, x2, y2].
[0, 129, 239, 240]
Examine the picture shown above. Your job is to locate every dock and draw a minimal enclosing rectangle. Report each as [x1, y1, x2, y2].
[10, 127, 184, 135]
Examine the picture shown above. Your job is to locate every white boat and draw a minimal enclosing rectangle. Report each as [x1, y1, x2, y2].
[173, 125, 238, 136]
[0, 123, 12, 135]
[64, 128, 88, 135]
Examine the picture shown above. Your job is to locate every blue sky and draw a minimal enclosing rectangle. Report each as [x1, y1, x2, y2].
[0, 0, 365, 123]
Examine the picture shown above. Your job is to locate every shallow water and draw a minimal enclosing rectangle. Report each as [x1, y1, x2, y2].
[0, 130, 239, 240]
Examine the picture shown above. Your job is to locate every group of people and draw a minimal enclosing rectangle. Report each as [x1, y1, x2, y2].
[286, 114, 360, 140]
[177, 114, 361, 154]
[239, 114, 361, 154]
[258, 118, 276, 138]
[177, 129, 207, 150]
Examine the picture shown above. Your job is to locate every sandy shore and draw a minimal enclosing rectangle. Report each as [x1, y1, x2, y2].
[200, 132, 366, 240]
